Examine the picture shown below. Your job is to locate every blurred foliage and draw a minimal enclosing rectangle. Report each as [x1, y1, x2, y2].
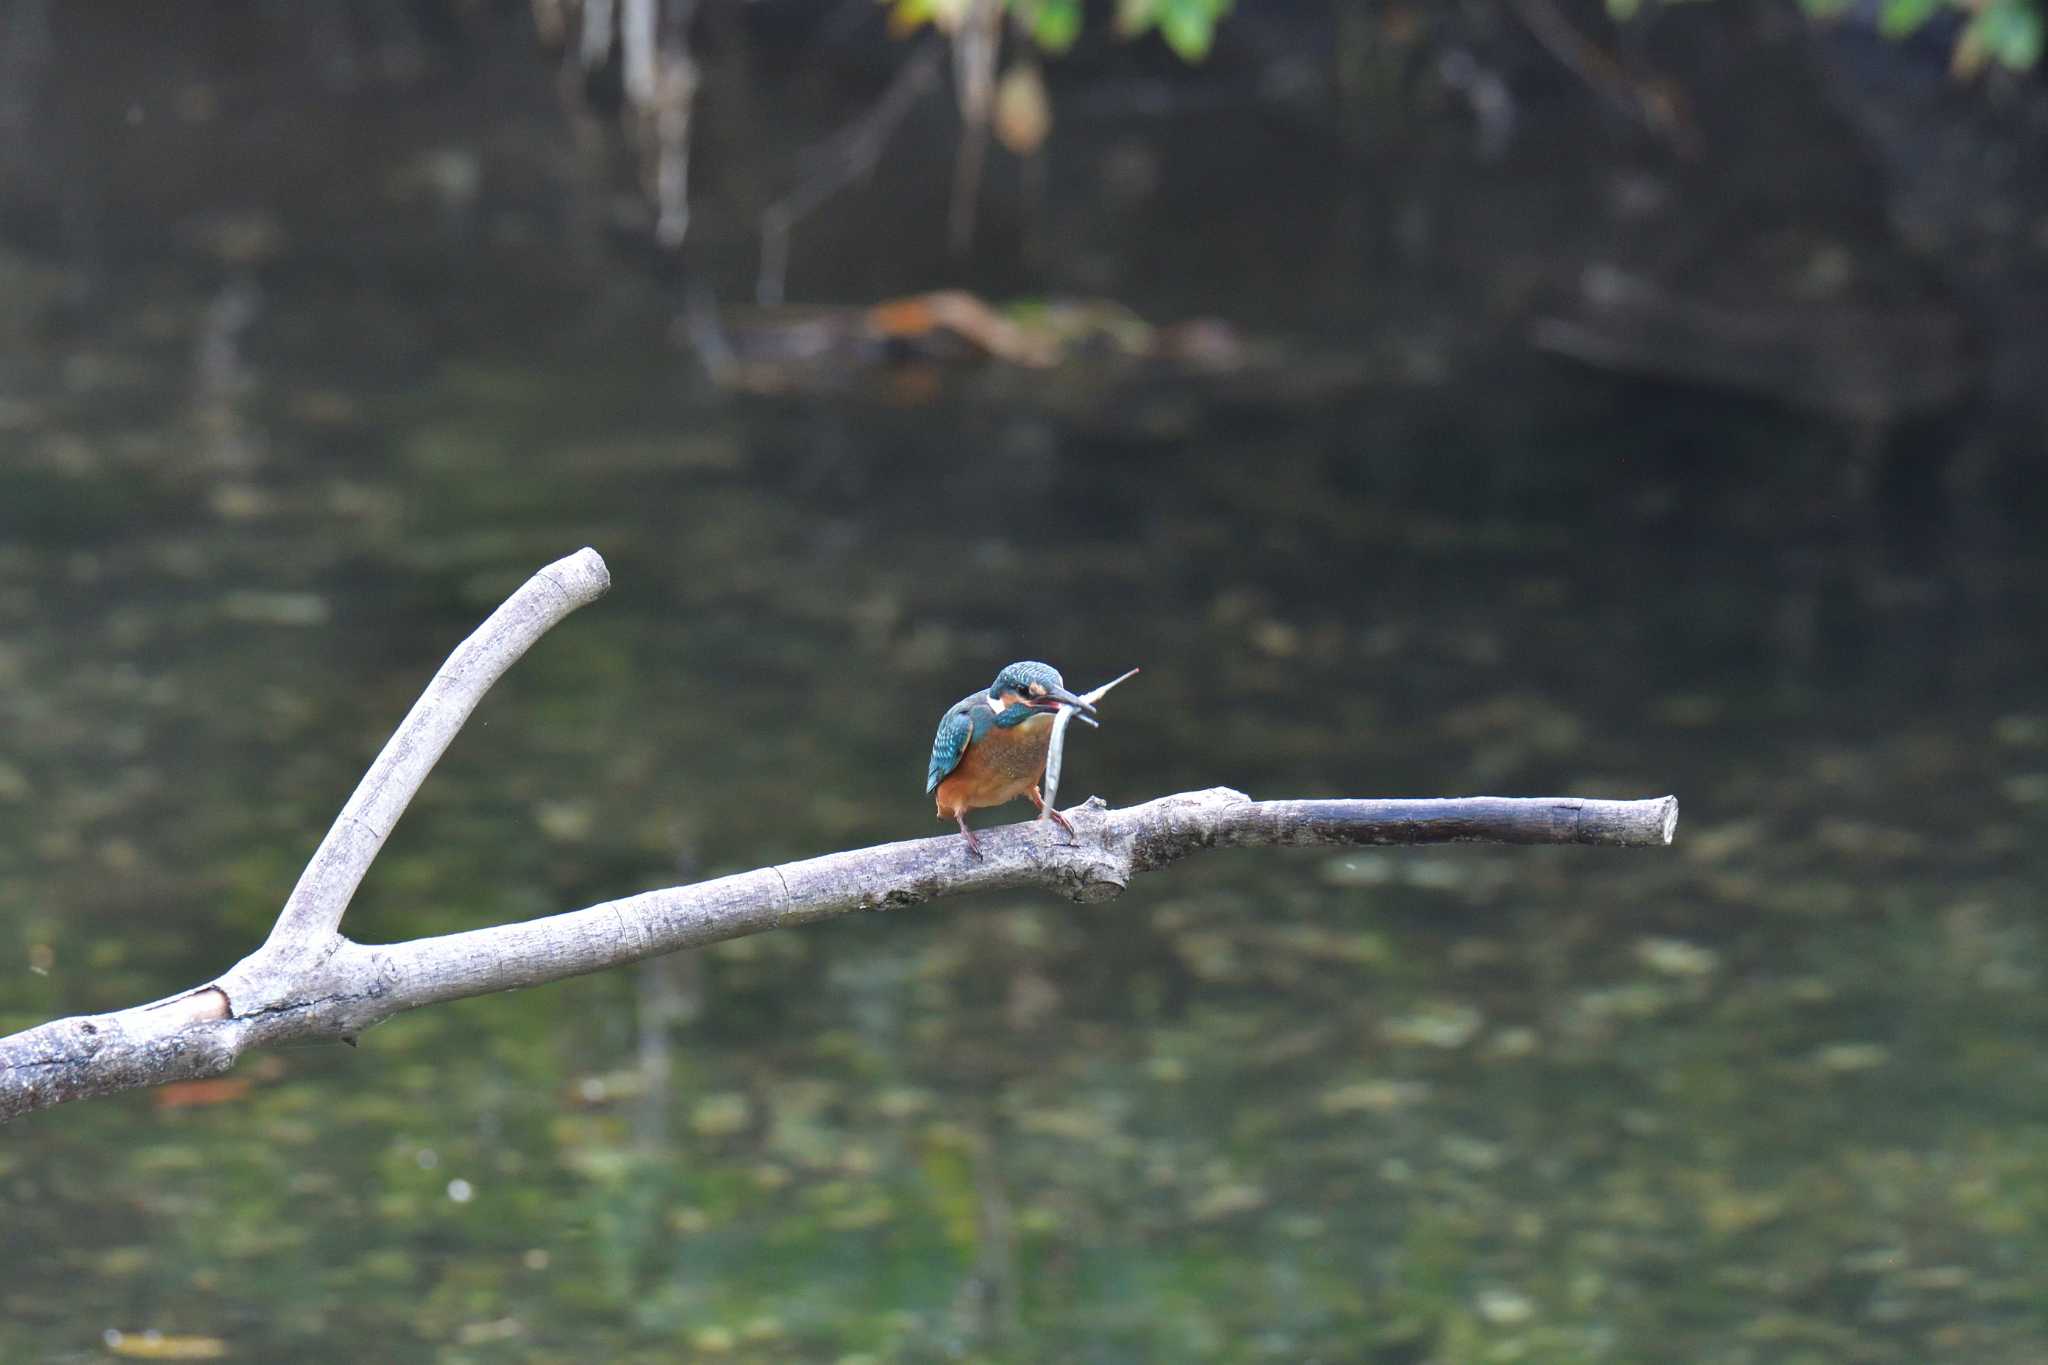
[1611, 0, 2044, 73]
[883, 0, 2044, 80]
[881, 0, 2044, 75]
[885, 0, 1237, 62]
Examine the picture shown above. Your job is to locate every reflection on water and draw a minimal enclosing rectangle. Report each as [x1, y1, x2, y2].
[4, 51, 2048, 1365]
[4, 258, 2045, 1362]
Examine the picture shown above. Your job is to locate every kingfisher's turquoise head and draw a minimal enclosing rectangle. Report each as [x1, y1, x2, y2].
[988, 661, 1096, 719]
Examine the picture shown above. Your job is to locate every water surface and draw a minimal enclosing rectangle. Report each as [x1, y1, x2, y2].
[3, 27, 2048, 1365]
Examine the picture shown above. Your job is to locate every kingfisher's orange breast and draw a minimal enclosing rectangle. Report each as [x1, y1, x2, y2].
[933, 711, 1055, 818]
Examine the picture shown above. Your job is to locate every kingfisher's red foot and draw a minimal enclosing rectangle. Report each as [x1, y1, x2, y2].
[1030, 786, 1078, 845]
[955, 814, 984, 859]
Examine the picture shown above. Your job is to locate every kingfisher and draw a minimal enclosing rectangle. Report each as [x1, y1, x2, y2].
[926, 661, 1097, 856]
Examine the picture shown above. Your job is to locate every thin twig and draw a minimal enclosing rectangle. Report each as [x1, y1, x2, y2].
[757, 40, 943, 305]
[579, 0, 616, 70]
[1502, 0, 1698, 154]
[621, 0, 658, 106]
[946, 0, 1000, 258]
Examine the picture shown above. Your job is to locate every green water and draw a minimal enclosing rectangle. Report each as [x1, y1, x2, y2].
[5, 114, 2048, 1365]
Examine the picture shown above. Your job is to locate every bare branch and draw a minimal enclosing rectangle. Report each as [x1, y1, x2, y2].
[2, 787, 1674, 1123]
[216, 547, 611, 1006]
[757, 41, 942, 305]
[0, 548, 1675, 1124]
[946, 0, 1001, 257]
[324, 791, 1678, 1023]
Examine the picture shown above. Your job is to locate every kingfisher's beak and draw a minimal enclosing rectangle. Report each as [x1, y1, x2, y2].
[1043, 684, 1097, 718]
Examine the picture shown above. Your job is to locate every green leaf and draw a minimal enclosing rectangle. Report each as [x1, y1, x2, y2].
[1160, 9, 1213, 59]
[1110, 0, 1231, 60]
[1981, 0, 2045, 68]
[884, 0, 935, 36]
[1877, 0, 1938, 40]
[1030, 0, 1083, 53]
[1158, 0, 1229, 61]
[1606, 0, 1642, 21]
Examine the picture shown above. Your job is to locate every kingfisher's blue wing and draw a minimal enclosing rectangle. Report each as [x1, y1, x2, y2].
[926, 706, 974, 794]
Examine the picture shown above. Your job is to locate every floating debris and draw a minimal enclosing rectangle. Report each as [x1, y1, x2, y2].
[1814, 817, 1925, 859]
[1188, 1181, 1268, 1222]
[1475, 1286, 1535, 1325]
[533, 799, 596, 842]
[1382, 1002, 1485, 1049]
[1481, 1027, 1541, 1061]
[1440, 1134, 1505, 1170]
[1813, 1043, 1891, 1073]
[1319, 1079, 1431, 1114]
[1145, 1055, 1190, 1084]
[1634, 936, 1721, 977]
[101, 1331, 228, 1361]
[220, 590, 331, 628]
[872, 1087, 934, 1120]
[1321, 854, 1397, 888]
[1573, 983, 1674, 1021]
[690, 1092, 753, 1137]
[689, 1325, 737, 1353]
[1321, 852, 1476, 893]
[2000, 774, 2048, 805]
[1993, 715, 2048, 748]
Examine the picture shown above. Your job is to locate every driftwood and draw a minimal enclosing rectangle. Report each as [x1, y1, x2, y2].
[0, 549, 1678, 1123]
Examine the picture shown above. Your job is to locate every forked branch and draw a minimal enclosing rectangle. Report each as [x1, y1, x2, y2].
[0, 550, 1677, 1123]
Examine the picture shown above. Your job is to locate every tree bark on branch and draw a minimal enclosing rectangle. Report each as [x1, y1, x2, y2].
[0, 549, 1678, 1124]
